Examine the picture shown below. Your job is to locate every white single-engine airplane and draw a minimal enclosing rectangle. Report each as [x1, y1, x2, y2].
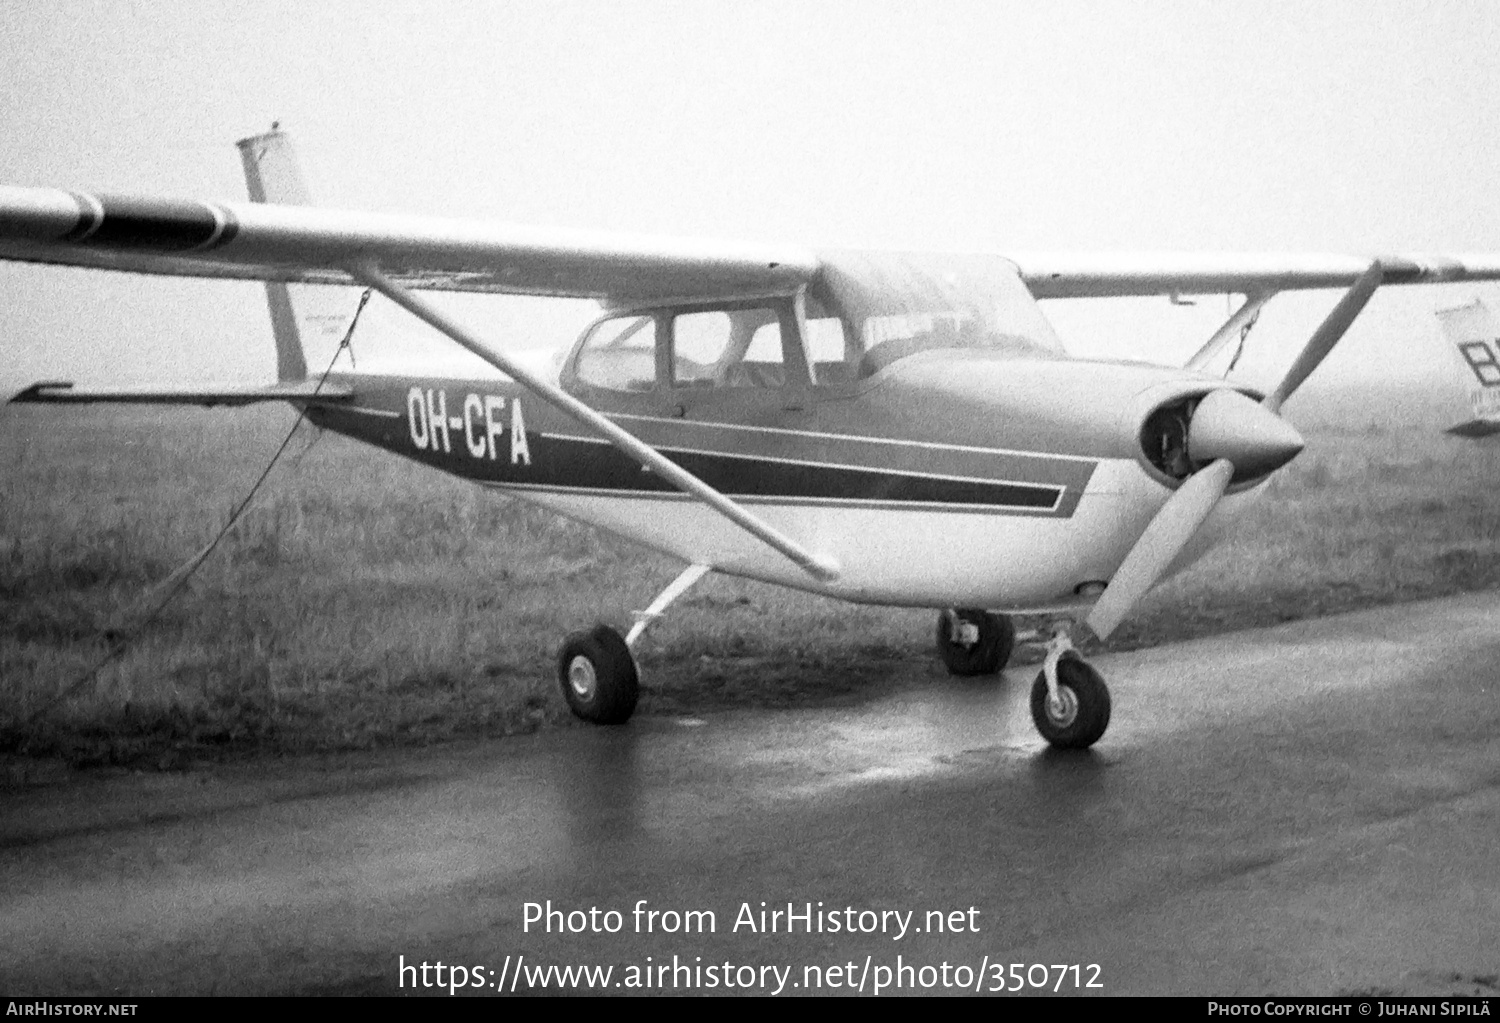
[6, 129, 1500, 750]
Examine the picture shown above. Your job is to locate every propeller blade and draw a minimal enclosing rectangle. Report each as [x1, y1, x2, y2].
[1263, 260, 1384, 412]
[1086, 458, 1235, 640]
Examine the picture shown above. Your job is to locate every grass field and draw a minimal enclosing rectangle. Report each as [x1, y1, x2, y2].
[3, 395, 1498, 768]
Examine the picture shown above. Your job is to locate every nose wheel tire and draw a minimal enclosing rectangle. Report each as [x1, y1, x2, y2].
[557, 624, 639, 725]
[935, 609, 1015, 676]
[1030, 653, 1111, 749]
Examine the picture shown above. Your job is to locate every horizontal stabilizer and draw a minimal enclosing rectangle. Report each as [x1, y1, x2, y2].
[9, 379, 352, 406]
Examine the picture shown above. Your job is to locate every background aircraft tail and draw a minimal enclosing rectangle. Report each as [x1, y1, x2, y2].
[237, 127, 362, 382]
[1434, 299, 1500, 438]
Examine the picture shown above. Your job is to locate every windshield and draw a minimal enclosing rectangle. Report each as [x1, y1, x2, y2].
[810, 250, 1064, 377]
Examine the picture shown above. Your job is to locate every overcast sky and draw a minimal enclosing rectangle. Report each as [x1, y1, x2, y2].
[2, 0, 1498, 408]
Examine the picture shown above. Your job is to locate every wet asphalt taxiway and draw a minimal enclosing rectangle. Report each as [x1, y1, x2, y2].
[2, 592, 1498, 997]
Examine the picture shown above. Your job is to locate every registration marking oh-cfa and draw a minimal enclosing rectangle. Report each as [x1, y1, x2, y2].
[407, 387, 530, 464]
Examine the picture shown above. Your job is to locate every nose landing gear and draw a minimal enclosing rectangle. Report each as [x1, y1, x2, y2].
[1025, 621, 1111, 749]
[936, 613, 1112, 749]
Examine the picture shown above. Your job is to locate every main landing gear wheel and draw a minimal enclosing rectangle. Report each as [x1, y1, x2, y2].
[557, 624, 639, 725]
[935, 609, 1015, 676]
[1030, 653, 1111, 750]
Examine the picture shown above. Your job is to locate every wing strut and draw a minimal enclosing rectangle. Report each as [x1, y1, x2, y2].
[349, 261, 840, 583]
[1184, 291, 1274, 373]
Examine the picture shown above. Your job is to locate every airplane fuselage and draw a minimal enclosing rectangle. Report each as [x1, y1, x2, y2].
[304, 348, 1261, 611]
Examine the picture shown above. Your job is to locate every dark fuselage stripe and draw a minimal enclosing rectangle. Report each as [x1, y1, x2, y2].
[603, 412, 1099, 462]
[558, 418, 1095, 490]
[484, 434, 1061, 509]
[543, 431, 1061, 499]
[482, 481, 1061, 515]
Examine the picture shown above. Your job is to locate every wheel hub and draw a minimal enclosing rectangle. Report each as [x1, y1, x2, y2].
[1046, 685, 1078, 727]
[567, 655, 597, 700]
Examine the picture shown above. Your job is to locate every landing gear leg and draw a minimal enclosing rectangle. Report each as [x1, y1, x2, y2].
[625, 564, 712, 651]
[935, 609, 1016, 676]
[556, 564, 711, 725]
[1024, 621, 1111, 749]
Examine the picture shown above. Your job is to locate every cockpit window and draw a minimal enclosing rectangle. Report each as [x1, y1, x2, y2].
[573, 252, 1060, 392]
[573, 304, 798, 393]
[673, 310, 735, 385]
[574, 314, 659, 392]
[672, 305, 787, 389]
[811, 250, 1064, 378]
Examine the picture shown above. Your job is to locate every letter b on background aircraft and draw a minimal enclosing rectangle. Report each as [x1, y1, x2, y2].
[1435, 298, 1500, 438]
[6, 128, 1500, 749]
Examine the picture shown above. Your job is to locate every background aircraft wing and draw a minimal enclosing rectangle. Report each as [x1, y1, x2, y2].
[0, 185, 818, 304]
[1009, 252, 1500, 298]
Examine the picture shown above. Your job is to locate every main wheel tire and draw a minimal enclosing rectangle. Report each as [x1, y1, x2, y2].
[1029, 653, 1111, 749]
[556, 624, 639, 725]
[935, 609, 1015, 676]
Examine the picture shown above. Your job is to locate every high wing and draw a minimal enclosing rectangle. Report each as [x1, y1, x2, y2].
[0, 186, 818, 304]
[6, 186, 1500, 302]
[1010, 252, 1500, 298]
